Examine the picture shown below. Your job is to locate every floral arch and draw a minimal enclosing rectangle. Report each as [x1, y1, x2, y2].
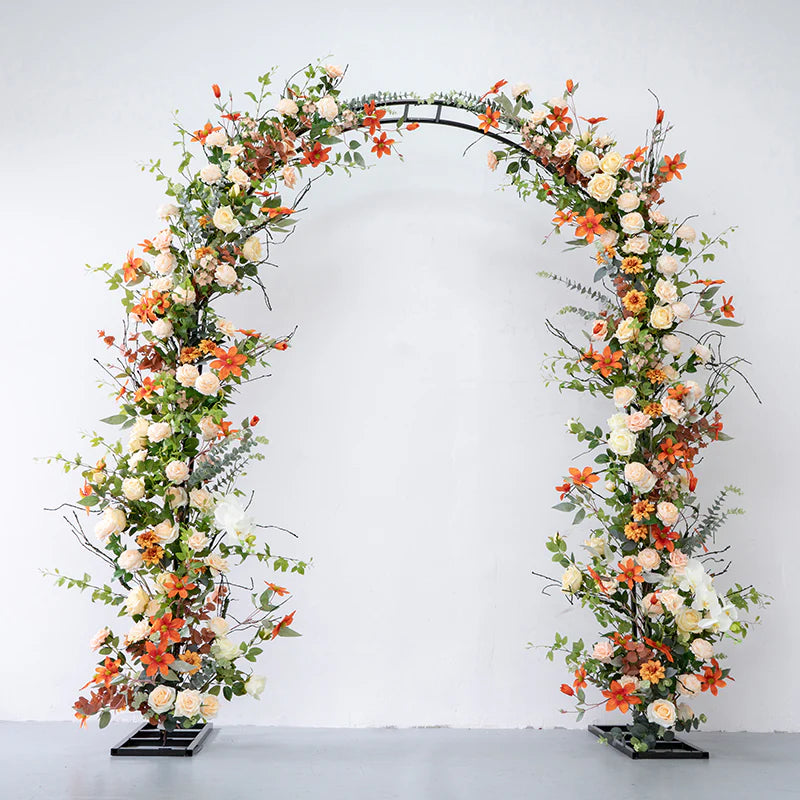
[49, 63, 766, 754]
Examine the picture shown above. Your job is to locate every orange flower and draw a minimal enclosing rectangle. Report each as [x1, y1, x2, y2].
[667, 384, 690, 401]
[617, 558, 644, 589]
[639, 660, 665, 683]
[565, 79, 575, 95]
[651, 525, 679, 552]
[362, 101, 387, 136]
[620, 256, 644, 275]
[569, 466, 599, 488]
[656, 108, 665, 125]
[134, 376, 159, 403]
[624, 522, 648, 542]
[480, 79, 508, 100]
[555, 482, 572, 500]
[697, 658, 727, 696]
[573, 666, 587, 689]
[273, 340, 289, 351]
[622, 290, 647, 314]
[123, 249, 143, 283]
[150, 612, 185, 645]
[623, 146, 647, 172]
[560, 683, 575, 696]
[547, 104, 572, 132]
[591, 346, 624, 377]
[141, 641, 175, 678]
[658, 437, 686, 464]
[660, 153, 686, 181]
[371, 132, 395, 158]
[191, 122, 222, 144]
[692, 278, 725, 287]
[477, 105, 501, 133]
[643, 637, 674, 664]
[574, 208, 605, 243]
[163, 574, 197, 600]
[631, 500, 655, 521]
[271, 610, 296, 639]
[720, 296, 735, 318]
[601, 680, 641, 713]
[299, 141, 331, 167]
[212, 84, 221, 99]
[88, 657, 120, 689]
[265, 581, 289, 597]
[210, 345, 248, 380]
[580, 116, 608, 125]
[263, 206, 295, 219]
[553, 209, 574, 228]
[217, 420, 239, 438]
[405, 123, 420, 131]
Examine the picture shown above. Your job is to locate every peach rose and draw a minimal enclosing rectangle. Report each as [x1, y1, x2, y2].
[616, 191, 640, 212]
[119, 549, 143, 572]
[89, 627, 110, 651]
[148, 685, 176, 714]
[576, 150, 600, 176]
[654, 279, 678, 304]
[647, 699, 676, 727]
[282, 165, 297, 188]
[212, 206, 238, 234]
[624, 462, 657, 493]
[242, 236, 262, 262]
[615, 317, 638, 344]
[690, 638, 714, 661]
[592, 640, 615, 661]
[621, 212, 645, 235]
[154, 252, 176, 275]
[677, 674, 702, 696]
[656, 501, 679, 526]
[668, 550, 689, 574]
[613, 386, 636, 408]
[176, 364, 199, 388]
[650, 305, 675, 330]
[195, 372, 221, 396]
[599, 151, 623, 175]
[591, 319, 608, 340]
[553, 137, 575, 159]
[201, 694, 220, 719]
[637, 548, 661, 570]
[659, 589, 684, 614]
[656, 254, 679, 276]
[165, 460, 190, 484]
[626, 412, 652, 432]
[174, 689, 203, 718]
[326, 64, 344, 79]
[200, 164, 222, 184]
[122, 477, 146, 501]
[676, 224, 696, 242]
[587, 172, 617, 202]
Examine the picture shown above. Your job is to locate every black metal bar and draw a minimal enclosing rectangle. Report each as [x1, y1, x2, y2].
[110, 722, 213, 757]
[588, 724, 709, 760]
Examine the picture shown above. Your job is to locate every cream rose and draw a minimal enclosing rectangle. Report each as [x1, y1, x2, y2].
[616, 191, 640, 212]
[242, 236, 263, 262]
[512, 82, 530, 98]
[553, 137, 575, 159]
[195, 372, 221, 396]
[148, 685, 176, 714]
[561, 565, 582, 593]
[276, 97, 299, 116]
[215, 264, 238, 286]
[607, 412, 628, 431]
[637, 548, 661, 570]
[692, 344, 711, 362]
[661, 334, 682, 355]
[153, 229, 172, 251]
[668, 550, 689, 574]
[205, 554, 230, 575]
[167, 487, 188, 509]
[174, 689, 203, 718]
[154, 252, 176, 275]
[650, 305, 675, 330]
[211, 636, 240, 661]
[609, 428, 637, 456]
[690, 638, 714, 661]
[325, 64, 344, 79]
[676, 608, 702, 634]
[599, 151, 623, 175]
[173, 285, 196, 305]
[621, 212, 645, 235]
[282, 165, 297, 188]
[186, 530, 208, 550]
[157, 203, 179, 220]
[151, 276, 173, 293]
[671, 302, 692, 323]
[677, 673, 702, 696]
[624, 462, 657, 493]
[189, 487, 213, 510]
[662, 398, 685, 421]
[575, 150, 600, 176]
[592, 640, 615, 661]
[626, 412, 652, 432]
[676, 224, 696, 242]
[622, 235, 649, 255]
[615, 317, 638, 344]
[654, 279, 678, 304]
[151, 319, 173, 340]
[147, 421, 171, 443]
[201, 694, 220, 719]
[94, 507, 126, 541]
[176, 364, 199, 388]
[153, 520, 179, 544]
[165, 460, 190, 484]
[587, 172, 617, 202]
[317, 95, 339, 121]
[226, 166, 250, 189]
[528, 108, 547, 126]
[125, 586, 149, 616]
[119, 549, 143, 572]
[245, 675, 266, 699]
[200, 164, 222, 184]
[613, 386, 636, 409]
[125, 619, 151, 644]
[677, 703, 694, 722]
[205, 130, 228, 148]
[212, 206, 238, 234]
[208, 616, 230, 637]
[646, 699, 677, 728]
[659, 589, 684, 614]
[121, 477, 146, 501]
[656, 254, 679, 276]
[199, 415, 220, 439]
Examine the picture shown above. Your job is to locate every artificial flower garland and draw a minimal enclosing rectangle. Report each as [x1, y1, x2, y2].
[47, 64, 766, 749]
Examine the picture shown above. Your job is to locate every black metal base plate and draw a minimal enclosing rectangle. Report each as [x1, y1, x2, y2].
[110, 722, 213, 757]
[588, 724, 709, 760]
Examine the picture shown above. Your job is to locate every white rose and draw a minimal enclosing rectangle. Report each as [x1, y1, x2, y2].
[94, 507, 126, 541]
[245, 675, 267, 699]
[692, 344, 711, 362]
[553, 137, 575, 159]
[677, 703, 694, 722]
[662, 334, 682, 355]
[200, 164, 222, 184]
[654, 279, 678, 304]
[587, 172, 617, 202]
[118, 549, 143, 572]
[575, 150, 600, 176]
[212, 206, 239, 234]
[242, 236, 263, 262]
[165, 460, 190, 484]
[608, 428, 637, 457]
[122, 477, 146, 501]
[599, 151, 623, 175]
[190, 488, 213, 510]
[211, 636, 240, 661]
[125, 586, 149, 616]
[176, 364, 199, 388]
[615, 317, 638, 344]
[125, 619, 151, 644]
[208, 616, 230, 636]
[166, 487, 187, 509]
[512, 82, 530, 98]
[617, 191, 640, 212]
[205, 130, 228, 148]
[157, 203, 179, 220]
[607, 412, 628, 431]
[613, 386, 636, 409]
[690, 638, 714, 661]
[205, 553, 230, 575]
[621, 212, 645, 235]
[151, 319, 173, 340]
[677, 673, 702, 696]
[195, 372, 221, 396]
[215, 264, 238, 286]
[656, 501, 679, 526]
[646, 699, 677, 728]
[561, 565, 582, 593]
[528, 109, 547, 126]
[186, 530, 208, 550]
[148, 685, 176, 714]
[317, 95, 339, 121]
[172, 285, 196, 305]
[656, 254, 679, 276]
[676, 224, 696, 242]
[226, 166, 250, 189]
[199, 415, 220, 439]
[649, 305, 675, 330]
[624, 462, 657, 493]
[672, 301, 692, 322]
[147, 421, 171, 443]
[153, 520, 179, 544]
[276, 97, 299, 116]
[676, 608, 702, 634]
[622, 235, 649, 255]
[153, 252, 176, 275]
[174, 689, 203, 718]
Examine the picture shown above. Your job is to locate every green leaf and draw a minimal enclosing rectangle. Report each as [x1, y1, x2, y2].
[98, 710, 111, 729]
[100, 414, 128, 425]
[78, 495, 100, 508]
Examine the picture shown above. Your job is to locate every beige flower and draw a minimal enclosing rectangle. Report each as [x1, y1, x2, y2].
[190, 487, 213, 510]
[242, 236, 262, 262]
[615, 317, 638, 344]
[148, 685, 176, 714]
[215, 264, 238, 286]
[676, 608, 702, 634]
[649, 305, 675, 330]
[176, 364, 199, 388]
[122, 477, 146, 501]
[317, 95, 339, 121]
[553, 137, 575, 159]
[165, 460, 190, 484]
[637, 548, 661, 570]
[195, 372, 221, 397]
[325, 64, 344, 79]
[587, 172, 617, 202]
[690, 638, 714, 661]
[174, 689, 203, 718]
[154, 252, 176, 275]
[200, 164, 222, 184]
[561, 565, 582, 593]
[613, 386, 636, 408]
[119, 549, 143, 572]
[677, 673, 702, 696]
[575, 150, 600, 176]
[125, 586, 149, 616]
[646, 699, 676, 727]
[212, 206, 238, 234]
[282, 165, 297, 188]
[201, 694, 220, 719]
[654, 279, 678, 304]
[147, 421, 171, 443]
[94, 507, 127, 541]
[624, 462, 656, 492]
[616, 191, 640, 212]
[621, 212, 645, 235]
[599, 151, 623, 174]
[226, 166, 250, 189]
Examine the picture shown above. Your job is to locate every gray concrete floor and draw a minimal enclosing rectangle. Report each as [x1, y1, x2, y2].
[0, 723, 798, 799]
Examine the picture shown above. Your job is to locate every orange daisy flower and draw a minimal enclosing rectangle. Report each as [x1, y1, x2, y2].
[660, 153, 686, 181]
[620, 256, 644, 275]
[624, 522, 648, 542]
[141, 641, 175, 678]
[210, 345, 248, 380]
[639, 660, 665, 683]
[617, 558, 644, 589]
[622, 290, 647, 314]
[601, 680, 641, 714]
[569, 467, 599, 488]
[591, 346, 624, 377]
[477, 105, 501, 133]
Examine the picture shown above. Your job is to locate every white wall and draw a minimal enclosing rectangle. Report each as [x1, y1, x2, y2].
[1, 0, 797, 730]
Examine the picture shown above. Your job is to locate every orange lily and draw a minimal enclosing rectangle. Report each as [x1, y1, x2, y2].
[591, 346, 623, 377]
[134, 376, 159, 403]
[210, 345, 248, 380]
[362, 101, 387, 135]
[163, 574, 197, 600]
[560, 683, 575, 696]
[569, 466, 599, 488]
[553, 209, 574, 228]
[697, 658, 727, 696]
[658, 437, 686, 464]
[479, 79, 508, 100]
[299, 141, 331, 167]
[123, 249, 143, 283]
[150, 612, 184, 645]
[477, 105, 501, 133]
[660, 153, 686, 181]
[271, 610, 296, 639]
[623, 146, 646, 171]
[83, 657, 120, 690]
[547, 104, 573, 132]
[371, 132, 395, 158]
[651, 525, 679, 552]
[141, 641, 175, 678]
[574, 208, 605, 243]
[555, 482, 572, 500]
[720, 296, 735, 318]
[601, 680, 641, 713]
[617, 558, 644, 589]
[265, 582, 289, 597]
[191, 122, 222, 144]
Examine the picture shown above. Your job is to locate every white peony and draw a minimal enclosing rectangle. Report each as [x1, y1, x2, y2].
[316, 95, 339, 121]
[276, 97, 299, 116]
[654, 279, 678, 304]
[151, 319, 173, 340]
[608, 428, 637, 456]
[205, 130, 228, 148]
[125, 619, 151, 644]
[671, 301, 692, 322]
[616, 191, 640, 212]
[125, 586, 149, 616]
[147, 421, 171, 443]
[656, 254, 679, 276]
[211, 636, 240, 662]
[661, 334, 682, 355]
[208, 616, 230, 636]
[94, 507, 127, 541]
[213, 495, 255, 539]
[692, 344, 712, 362]
[175, 364, 199, 388]
[676, 224, 696, 242]
[242, 236, 263, 262]
[512, 82, 530, 98]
